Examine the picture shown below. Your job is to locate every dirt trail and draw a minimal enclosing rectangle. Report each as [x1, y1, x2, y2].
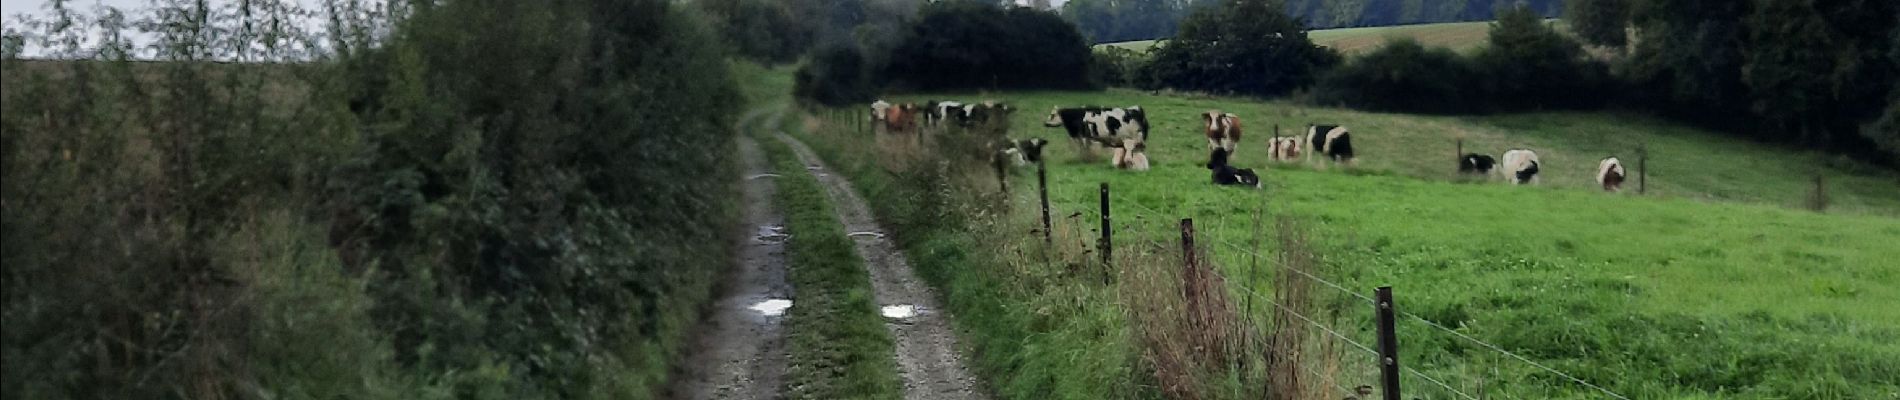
[668, 107, 793, 400]
[773, 132, 990, 400]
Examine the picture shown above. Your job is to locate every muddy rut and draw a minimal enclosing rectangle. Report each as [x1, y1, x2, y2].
[773, 132, 990, 400]
[669, 108, 793, 400]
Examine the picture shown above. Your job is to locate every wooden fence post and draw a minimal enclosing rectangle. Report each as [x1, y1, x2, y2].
[1456, 138, 1464, 171]
[1638, 144, 1648, 195]
[1099, 182, 1112, 270]
[1179, 218, 1200, 333]
[1038, 159, 1051, 247]
[1376, 286, 1402, 400]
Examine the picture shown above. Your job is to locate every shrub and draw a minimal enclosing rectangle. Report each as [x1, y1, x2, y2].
[883, 0, 1094, 91]
[1314, 38, 1480, 114]
[1090, 45, 1150, 88]
[794, 43, 876, 107]
[1472, 5, 1611, 111]
[1140, 0, 1340, 97]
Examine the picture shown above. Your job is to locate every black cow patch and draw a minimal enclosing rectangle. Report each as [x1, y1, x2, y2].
[1515, 160, 1540, 184]
[1460, 153, 1495, 174]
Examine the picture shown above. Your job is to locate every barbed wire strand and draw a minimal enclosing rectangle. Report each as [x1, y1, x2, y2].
[1404, 365, 1479, 400]
[1396, 312, 1631, 400]
[1236, 287, 1378, 357]
[1213, 238, 1376, 305]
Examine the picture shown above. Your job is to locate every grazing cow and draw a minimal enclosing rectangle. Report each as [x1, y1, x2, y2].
[928, 101, 965, 127]
[1305, 125, 1354, 163]
[1265, 136, 1302, 162]
[1501, 149, 1540, 185]
[883, 103, 918, 134]
[871, 100, 891, 124]
[997, 138, 1050, 166]
[962, 101, 1015, 128]
[1597, 157, 1626, 192]
[1088, 136, 1150, 171]
[1206, 148, 1261, 188]
[1044, 106, 1150, 143]
[1202, 110, 1243, 154]
[1459, 153, 1496, 175]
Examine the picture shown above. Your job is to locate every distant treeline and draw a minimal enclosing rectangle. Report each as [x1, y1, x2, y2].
[1056, 0, 1563, 44]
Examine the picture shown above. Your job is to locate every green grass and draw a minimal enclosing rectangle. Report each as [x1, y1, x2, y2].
[843, 88, 1900, 398]
[761, 133, 905, 400]
[1097, 21, 1496, 55]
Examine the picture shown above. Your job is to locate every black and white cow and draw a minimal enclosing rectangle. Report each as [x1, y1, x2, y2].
[1597, 157, 1626, 192]
[1207, 148, 1260, 188]
[962, 102, 1014, 128]
[997, 138, 1050, 166]
[1045, 106, 1150, 143]
[928, 100, 965, 127]
[1501, 149, 1540, 185]
[1459, 153, 1496, 175]
[1305, 125, 1354, 163]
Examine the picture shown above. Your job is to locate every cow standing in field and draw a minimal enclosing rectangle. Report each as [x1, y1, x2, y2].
[1045, 106, 1150, 146]
[1305, 124, 1354, 164]
[883, 103, 918, 134]
[928, 101, 964, 128]
[1459, 153, 1496, 175]
[962, 101, 1015, 129]
[1088, 136, 1150, 171]
[1266, 136, 1302, 162]
[1501, 149, 1540, 185]
[1206, 148, 1261, 189]
[1597, 157, 1626, 192]
[1202, 110, 1243, 154]
[871, 100, 891, 124]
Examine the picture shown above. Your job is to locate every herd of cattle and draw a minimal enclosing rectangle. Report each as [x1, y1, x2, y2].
[869, 99, 1630, 192]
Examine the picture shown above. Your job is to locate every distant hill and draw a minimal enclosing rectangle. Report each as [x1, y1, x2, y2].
[1098, 21, 1497, 55]
[1285, 0, 1563, 29]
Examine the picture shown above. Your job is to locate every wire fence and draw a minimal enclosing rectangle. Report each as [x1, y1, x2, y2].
[1025, 183, 1633, 400]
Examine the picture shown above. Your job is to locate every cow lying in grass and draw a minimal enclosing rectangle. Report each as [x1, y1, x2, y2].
[1207, 148, 1260, 189]
[1087, 136, 1149, 171]
[1502, 149, 1540, 185]
[1202, 110, 1242, 154]
[1265, 136, 1301, 162]
[1460, 153, 1496, 175]
[1598, 157, 1626, 192]
[1305, 124, 1354, 164]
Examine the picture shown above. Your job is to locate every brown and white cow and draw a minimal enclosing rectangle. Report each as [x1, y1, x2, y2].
[1265, 136, 1302, 162]
[1597, 157, 1626, 192]
[1202, 110, 1242, 154]
[883, 103, 919, 134]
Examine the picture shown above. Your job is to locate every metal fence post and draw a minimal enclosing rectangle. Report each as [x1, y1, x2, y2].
[1376, 286, 1401, 400]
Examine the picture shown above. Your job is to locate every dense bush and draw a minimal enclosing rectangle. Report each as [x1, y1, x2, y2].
[794, 43, 876, 106]
[883, 0, 1094, 91]
[1140, 0, 1340, 97]
[1090, 45, 1151, 88]
[3, 0, 744, 398]
[1314, 38, 1479, 114]
[699, 0, 814, 63]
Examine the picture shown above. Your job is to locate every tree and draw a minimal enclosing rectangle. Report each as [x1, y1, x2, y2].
[1140, 0, 1339, 97]
[1472, 4, 1608, 110]
[1567, 0, 1631, 47]
[883, 0, 1094, 90]
[795, 43, 876, 106]
[1062, 0, 1185, 43]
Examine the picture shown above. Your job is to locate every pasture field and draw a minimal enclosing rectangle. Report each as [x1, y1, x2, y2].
[847, 88, 1900, 397]
[1098, 21, 1495, 54]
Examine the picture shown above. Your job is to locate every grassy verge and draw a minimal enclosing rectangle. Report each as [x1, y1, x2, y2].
[761, 134, 904, 400]
[778, 111, 1151, 399]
